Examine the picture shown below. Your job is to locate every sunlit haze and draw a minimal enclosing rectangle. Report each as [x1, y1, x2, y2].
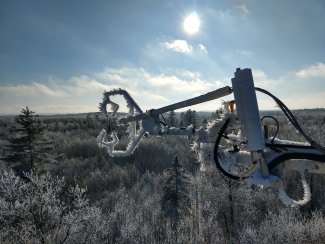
[183, 12, 200, 34]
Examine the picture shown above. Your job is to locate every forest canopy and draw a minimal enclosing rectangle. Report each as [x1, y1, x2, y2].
[0, 108, 324, 243]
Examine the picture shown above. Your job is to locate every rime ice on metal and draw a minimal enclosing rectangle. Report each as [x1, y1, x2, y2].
[97, 89, 145, 157]
[96, 68, 325, 206]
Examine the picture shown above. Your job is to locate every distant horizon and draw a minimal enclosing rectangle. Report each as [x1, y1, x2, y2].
[1, 107, 324, 117]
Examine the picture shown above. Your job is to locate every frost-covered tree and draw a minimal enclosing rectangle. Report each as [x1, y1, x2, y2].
[1, 107, 53, 170]
[239, 208, 325, 243]
[107, 179, 164, 243]
[0, 169, 107, 243]
[180, 112, 185, 127]
[161, 156, 192, 243]
[198, 164, 264, 243]
[168, 110, 177, 127]
[184, 109, 197, 127]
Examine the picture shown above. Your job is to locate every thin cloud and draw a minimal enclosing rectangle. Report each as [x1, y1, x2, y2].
[0, 104, 96, 115]
[252, 69, 280, 87]
[97, 67, 149, 89]
[175, 70, 202, 80]
[0, 82, 67, 97]
[198, 44, 208, 55]
[277, 92, 325, 109]
[70, 75, 116, 94]
[236, 5, 250, 15]
[252, 64, 325, 109]
[148, 74, 222, 95]
[296, 63, 325, 79]
[235, 50, 254, 57]
[164, 40, 193, 53]
[99, 67, 225, 96]
[88, 67, 227, 111]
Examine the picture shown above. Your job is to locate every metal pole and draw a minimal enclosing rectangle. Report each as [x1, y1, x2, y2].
[152, 86, 232, 115]
[119, 86, 232, 124]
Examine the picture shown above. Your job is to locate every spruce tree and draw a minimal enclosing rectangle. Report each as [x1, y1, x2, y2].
[180, 112, 185, 127]
[161, 156, 192, 243]
[1, 107, 53, 171]
[191, 110, 197, 127]
[185, 109, 192, 126]
[168, 110, 176, 127]
[184, 109, 197, 127]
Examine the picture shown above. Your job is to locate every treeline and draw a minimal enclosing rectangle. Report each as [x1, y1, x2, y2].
[0, 107, 324, 243]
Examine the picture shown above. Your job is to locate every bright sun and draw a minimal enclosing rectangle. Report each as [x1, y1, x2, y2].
[183, 12, 200, 34]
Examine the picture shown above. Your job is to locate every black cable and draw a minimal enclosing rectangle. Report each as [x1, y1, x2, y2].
[214, 119, 324, 180]
[265, 143, 314, 149]
[255, 87, 325, 153]
[261, 115, 279, 143]
[160, 113, 167, 126]
[213, 87, 325, 179]
[159, 121, 167, 126]
[213, 118, 241, 180]
[265, 143, 325, 169]
[268, 152, 325, 170]
[260, 89, 316, 147]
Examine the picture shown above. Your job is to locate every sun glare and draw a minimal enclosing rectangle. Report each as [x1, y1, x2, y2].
[183, 12, 200, 34]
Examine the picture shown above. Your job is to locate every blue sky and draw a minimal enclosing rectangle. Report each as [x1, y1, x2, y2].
[1, 0, 324, 114]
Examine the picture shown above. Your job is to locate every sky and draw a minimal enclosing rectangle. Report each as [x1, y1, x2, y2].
[0, 0, 325, 114]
